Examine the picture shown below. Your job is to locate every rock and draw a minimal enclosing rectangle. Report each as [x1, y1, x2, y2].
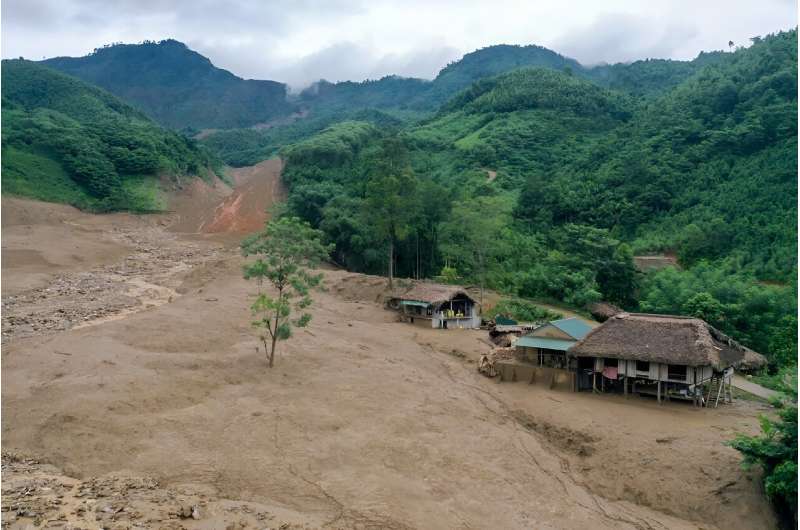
[178, 503, 200, 519]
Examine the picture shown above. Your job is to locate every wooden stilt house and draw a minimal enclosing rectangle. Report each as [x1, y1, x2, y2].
[568, 313, 767, 405]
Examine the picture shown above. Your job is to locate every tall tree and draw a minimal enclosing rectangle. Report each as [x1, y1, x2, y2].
[242, 217, 332, 368]
[439, 195, 512, 303]
[363, 137, 418, 289]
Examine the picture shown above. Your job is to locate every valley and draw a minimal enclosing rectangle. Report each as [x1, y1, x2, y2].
[1, 164, 779, 529]
[1, 19, 797, 530]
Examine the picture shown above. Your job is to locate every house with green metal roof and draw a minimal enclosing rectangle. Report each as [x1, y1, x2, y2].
[515, 317, 593, 369]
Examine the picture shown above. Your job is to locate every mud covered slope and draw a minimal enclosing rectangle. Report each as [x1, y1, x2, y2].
[0, 151, 779, 528]
[1, 210, 777, 529]
[169, 158, 286, 234]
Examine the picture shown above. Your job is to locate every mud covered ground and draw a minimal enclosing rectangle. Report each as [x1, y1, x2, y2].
[1, 164, 778, 529]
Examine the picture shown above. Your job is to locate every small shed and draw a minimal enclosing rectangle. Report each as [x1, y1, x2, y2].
[389, 283, 481, 329]
[515, 317, 593, 369]
[568, 312, 767, 404]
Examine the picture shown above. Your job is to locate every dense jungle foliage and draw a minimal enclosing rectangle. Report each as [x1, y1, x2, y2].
[42, 40, 294, 129]
[730, 369, 798, 528]
[1, 60, 219, 211]
[278, 30, 797, 375]
[200, 108, 409, 167]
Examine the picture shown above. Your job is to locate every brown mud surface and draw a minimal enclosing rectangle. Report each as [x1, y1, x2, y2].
[1, 163, 778, 529]
[633, 254, 680, 272]
[167, 159, 285, 235]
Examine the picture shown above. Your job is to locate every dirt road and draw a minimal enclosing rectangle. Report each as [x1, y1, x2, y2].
[733, 375, 779, 400]
[0, 165, 778, 529]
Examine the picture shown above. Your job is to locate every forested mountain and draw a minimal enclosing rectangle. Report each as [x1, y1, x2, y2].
[42, 40, 295, 130]
[199, 43, 727, 166]
[426, 44, 583, 106]
[37, 38, 725, 134]
[585, 52, 726, 96]
[292, 44, 722, 117]
[277, 30, 797, 370]
[299, 76, 429, 113]
[2, 59, 218, 211]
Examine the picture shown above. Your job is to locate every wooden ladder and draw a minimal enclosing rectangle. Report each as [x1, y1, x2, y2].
[706, 376, 721, 407]
[705, 376, 731, 408]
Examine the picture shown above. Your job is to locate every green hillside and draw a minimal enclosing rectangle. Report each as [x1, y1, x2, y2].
[200, 107, 409, 167]
[37, 38, 725, 135]
[294, 43, 724, 118]
[277, 30, 797, 369]
[201, 42, 725, 167]
[2, 59, 218, 211]
[42, 40, 294, 129]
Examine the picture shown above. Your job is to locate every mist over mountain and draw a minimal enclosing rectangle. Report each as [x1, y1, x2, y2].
[38, 38, 727, 130]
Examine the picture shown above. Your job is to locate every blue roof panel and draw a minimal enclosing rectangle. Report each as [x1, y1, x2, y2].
[550, 317, 593, 340]
[515, 337, 577, 351]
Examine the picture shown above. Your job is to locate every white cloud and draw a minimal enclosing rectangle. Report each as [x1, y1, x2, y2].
[1, 0, 796, 86]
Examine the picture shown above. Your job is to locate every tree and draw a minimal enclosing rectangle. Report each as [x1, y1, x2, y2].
[363, 137, 418, 289]
[729, 370, 797, 527]
[439, 195, 512, 303]
[242, 217, 332, 368]
[682, 291, 725, 326]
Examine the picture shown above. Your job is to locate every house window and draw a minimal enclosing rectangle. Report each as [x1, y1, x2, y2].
[668, 364, 687, 381]
[603, 358, 618, 367]
[636, 360, 650, 373]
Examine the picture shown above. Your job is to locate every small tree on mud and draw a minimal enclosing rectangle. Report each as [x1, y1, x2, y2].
[242, 217, 332, 368]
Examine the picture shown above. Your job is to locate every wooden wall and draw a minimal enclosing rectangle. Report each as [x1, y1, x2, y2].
[591, 358, 714, 384]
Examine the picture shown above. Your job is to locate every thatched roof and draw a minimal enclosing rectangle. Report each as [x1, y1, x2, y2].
[588, 302, 622, 323]
[569, 313, 767, 370]
[391, 282, 475, 305]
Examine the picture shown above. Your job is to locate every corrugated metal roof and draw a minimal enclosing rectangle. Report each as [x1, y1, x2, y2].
[515, 336, 576, 351]
[400, 300, 429, 307]
[550, 317, 592, 340]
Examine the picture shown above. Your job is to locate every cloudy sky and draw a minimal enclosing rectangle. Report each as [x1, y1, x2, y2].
[2, 0, 797, 89]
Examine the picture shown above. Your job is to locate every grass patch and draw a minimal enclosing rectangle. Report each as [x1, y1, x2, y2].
[1, 146, 96, 208]
[2, 146, 168, 213]
[484, 297, 563, 323]
[120, 175, 167, 212]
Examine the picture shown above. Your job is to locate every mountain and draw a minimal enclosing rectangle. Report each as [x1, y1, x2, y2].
[38, 38, 725, 134]
[2, 59, 218, 211]
[42, 40, 294, 130]
[276, 29, 797, 366]
[425, 44, 583, 105]
[202, 43, 722, 166]
[296, 44, 726, 117]
[299, 76, 430, 113]
[584, 52, 727, 96]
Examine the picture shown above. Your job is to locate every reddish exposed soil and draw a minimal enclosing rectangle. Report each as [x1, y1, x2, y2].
[168, 159, 285, 235]
[201, 158, 286, 233]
